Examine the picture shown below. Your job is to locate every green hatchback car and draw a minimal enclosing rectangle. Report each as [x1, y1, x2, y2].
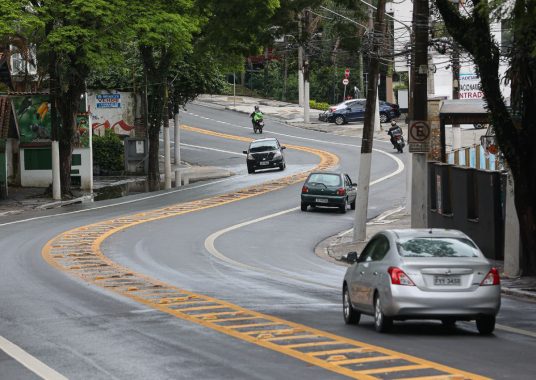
[301, 171, 357, 213]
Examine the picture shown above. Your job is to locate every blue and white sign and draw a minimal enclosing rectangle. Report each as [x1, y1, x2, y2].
[96, 93, 121, 109]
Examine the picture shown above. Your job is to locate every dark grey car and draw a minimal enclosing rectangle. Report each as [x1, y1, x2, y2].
[243, 138, 286, 174]
[301, 171, 357, 213]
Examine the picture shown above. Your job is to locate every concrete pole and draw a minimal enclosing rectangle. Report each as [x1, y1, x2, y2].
[411, 154, 428, 227]
[304, 79, 310, 123]
[504, 172, 521, 277]
[163, 124, 171, 189]
[51, 140, 61, 200]
[353, 152, 372, 241]
[353, 0, 386, 242]
[405, 154, 412, 213]
[298, 12, 304, 107]
[174, 112, 181, 188]
[374, 85, 381, 132]
[410, 0, 429, 228]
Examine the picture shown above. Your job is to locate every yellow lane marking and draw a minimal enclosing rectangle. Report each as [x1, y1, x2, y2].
[42, 126, 488, 380]
[397, 376, 466, 380]
[227, 322, 280, 329]
[361, 364, 428, 375]
[332, 356, 399, 365]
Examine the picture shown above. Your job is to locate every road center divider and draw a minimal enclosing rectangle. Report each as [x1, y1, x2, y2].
[42, 126, 486, 380]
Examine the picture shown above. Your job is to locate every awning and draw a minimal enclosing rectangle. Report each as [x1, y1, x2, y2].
[439, 99, 491, 125]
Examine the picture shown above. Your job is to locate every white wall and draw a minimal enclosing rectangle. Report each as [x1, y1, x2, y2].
[88, 90, 137, 137]
[21, 147, 93, 190]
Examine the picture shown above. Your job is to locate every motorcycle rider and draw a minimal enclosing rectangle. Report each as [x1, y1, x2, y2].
[387, 120, 403, 150]
[250, 105, 264, 129]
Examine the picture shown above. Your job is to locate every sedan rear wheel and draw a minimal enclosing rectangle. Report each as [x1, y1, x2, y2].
[339, 198, 347, 214]
[301, 202, 308, 211]
[380, 112, 389, 123]
[343, 286, 361, 325]
[335, 115, 345, 125]
[374, 294, 392, 333]
[476, 315, 496, 335]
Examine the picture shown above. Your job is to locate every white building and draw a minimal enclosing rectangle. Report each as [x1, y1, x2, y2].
[390, 0, 511, 103]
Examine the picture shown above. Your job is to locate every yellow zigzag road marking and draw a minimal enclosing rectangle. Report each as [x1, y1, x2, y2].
[42, 126, 487, 380]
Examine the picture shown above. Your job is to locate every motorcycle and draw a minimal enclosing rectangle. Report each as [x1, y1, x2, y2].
[253, 119, 264, 134]
[389, 128, 405, 153]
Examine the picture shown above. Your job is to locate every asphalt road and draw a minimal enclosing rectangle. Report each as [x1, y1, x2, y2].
[0, 104, 535, 379]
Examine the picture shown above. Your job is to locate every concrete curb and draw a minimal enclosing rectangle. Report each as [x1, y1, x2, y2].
[36, 194, 94, 210]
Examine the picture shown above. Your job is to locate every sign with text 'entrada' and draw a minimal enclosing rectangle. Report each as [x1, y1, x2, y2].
[408, 120, 431, 153]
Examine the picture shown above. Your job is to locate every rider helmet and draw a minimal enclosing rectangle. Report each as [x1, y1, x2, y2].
[391, 120, 397, 126]
[254, 105, 260, 111]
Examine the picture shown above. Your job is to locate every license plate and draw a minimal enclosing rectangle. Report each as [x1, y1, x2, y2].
[315, 198, 328, 203]
[434, 275, 461, 286]
[259, 161, 269, 166]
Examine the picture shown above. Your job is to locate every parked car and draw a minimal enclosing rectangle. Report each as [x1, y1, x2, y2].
[320, 100, 396, 125]
[342, 229, 501, 334]
[243, 138, 286, 174]
[381, 100, 401, 118]
[301, 171, 357, 213]
[318, 99, 365, 122]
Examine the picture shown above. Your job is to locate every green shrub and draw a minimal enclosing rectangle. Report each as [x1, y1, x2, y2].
[92, 129, 124, 173]
[309, 100, 330, 111]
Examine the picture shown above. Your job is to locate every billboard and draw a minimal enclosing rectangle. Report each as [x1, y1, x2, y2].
[89, 90, 135, 136]
[12, 95, 52, 144]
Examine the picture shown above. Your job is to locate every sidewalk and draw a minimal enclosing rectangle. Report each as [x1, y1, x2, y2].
[195, 94, 488, 147]
[0, 164, 232, 217]
[314, 208, 536, 301]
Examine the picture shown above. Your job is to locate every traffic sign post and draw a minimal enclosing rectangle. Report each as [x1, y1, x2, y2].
[408, 120, 431, 153]
[342, 78, 349, 100]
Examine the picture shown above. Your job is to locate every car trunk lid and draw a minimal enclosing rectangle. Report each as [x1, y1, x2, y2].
[401, 258, 491, 292]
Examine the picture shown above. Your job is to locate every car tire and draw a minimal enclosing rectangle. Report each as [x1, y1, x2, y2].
[279, 162, 286, 171]
[335, 115, 345, 125]
[441, 318, 457, 330]
[343, 286, 361, 325]
[247, 165, 254, 174]
[380, 112, 389, 123]
[301, 202, 308, 211]
[350, 198, 356, 210]
[374, 294, 393, 333]
[339, 198, 347, 214]
[476, 315, 495, 335]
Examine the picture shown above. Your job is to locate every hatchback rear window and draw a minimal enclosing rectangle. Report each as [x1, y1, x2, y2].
[396, 237, 479, 258]
[307, 174, 342, 187]
[250, 141, 278, 152]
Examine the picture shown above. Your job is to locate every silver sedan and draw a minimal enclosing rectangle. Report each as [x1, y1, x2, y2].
[342, 229, 501, 334]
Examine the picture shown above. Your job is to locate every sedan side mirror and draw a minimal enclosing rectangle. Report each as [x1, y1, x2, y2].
[341, 251, 358, 264]
[243, 150, 248, 155]
[281, 146, 286, 150]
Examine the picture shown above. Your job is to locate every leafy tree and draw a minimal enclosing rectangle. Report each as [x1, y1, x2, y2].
[435, 0, 536, 273]
[24, 0, 127, 195]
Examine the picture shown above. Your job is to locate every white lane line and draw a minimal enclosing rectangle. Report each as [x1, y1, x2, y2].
[0, 335, 67, 380]
[495, 324, 536, 339]
[181, 143, 244, 157]
[204, 151, 405, 288]
[0, 176, 245, 228]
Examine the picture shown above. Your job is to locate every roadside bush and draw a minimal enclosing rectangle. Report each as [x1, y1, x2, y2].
[310, 100, 330, 111]
[92, 130, 124, 174]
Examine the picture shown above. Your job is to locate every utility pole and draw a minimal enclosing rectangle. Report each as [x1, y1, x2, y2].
[409, 0, 429, 228]
[298, 12, 304, 107]
[353, 0, 387, 242]
[303, 8, 311, 124]
[174, 108, 181, 188]
[163, 85, 172, 190]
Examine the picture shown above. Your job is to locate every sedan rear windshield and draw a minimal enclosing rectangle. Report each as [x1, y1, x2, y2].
[307, 174, 342, 187]
[250, 141, 278, 152]
[396, 237, 479, 258]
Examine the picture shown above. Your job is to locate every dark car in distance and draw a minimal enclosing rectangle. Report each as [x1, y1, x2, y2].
[319, 99, 399, 124]
[243, 138, 286, 174]
[301, 171, 357, 213]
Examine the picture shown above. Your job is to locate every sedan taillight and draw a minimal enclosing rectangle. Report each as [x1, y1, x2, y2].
[302, 185, 309, 193]
[480, 268, 500, 286]
[388, 267, 415, 286]
[337, 188, 346, 196]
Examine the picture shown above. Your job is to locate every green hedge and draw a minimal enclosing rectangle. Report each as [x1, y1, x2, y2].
[92, 130, 124, 174]
[310, 100, 330, 111]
